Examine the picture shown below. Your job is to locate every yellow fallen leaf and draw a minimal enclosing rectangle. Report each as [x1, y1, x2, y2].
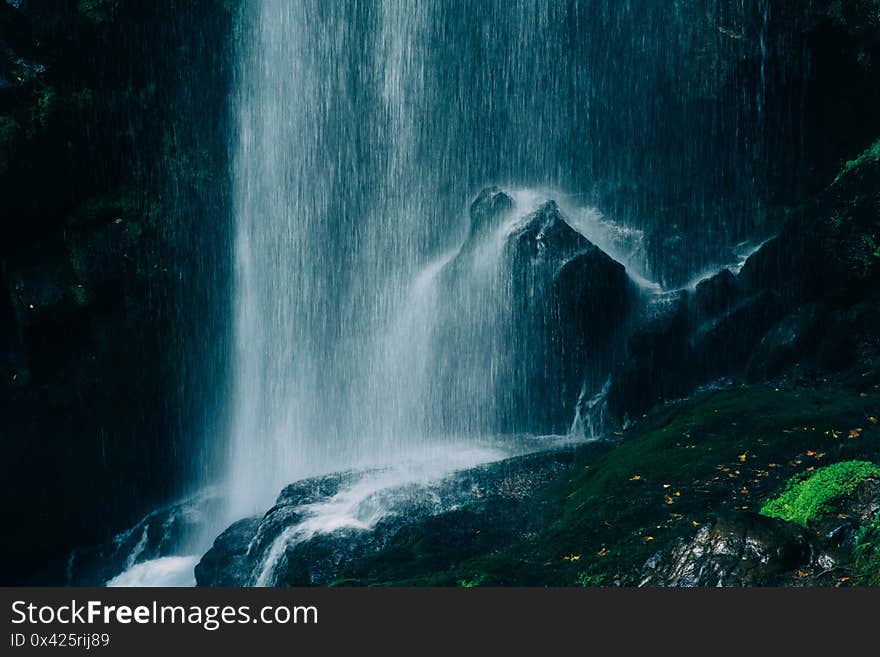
[692, 521, 701, 527]
[629, 474, 642, 481]
[645, 536, 654, 542]
[738, 453, 747, 462]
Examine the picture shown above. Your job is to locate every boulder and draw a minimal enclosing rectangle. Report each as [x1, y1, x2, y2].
[432, 190, 637, 436]
[194, 517, 261, 587]
[641, 512, 811, 587]
[504, 200, 635, 433]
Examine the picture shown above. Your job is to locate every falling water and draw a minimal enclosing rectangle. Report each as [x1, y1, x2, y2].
[223, 0, 779, 518]
[225, 1, 481, 516]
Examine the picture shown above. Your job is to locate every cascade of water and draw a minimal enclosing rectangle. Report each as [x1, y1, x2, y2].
[222, 0, 767, 520]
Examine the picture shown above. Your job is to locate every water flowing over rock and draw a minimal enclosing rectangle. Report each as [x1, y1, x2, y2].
[196, 449, 575, 587]
[65, 492, 224, 586]
[432, 191, 637, 436]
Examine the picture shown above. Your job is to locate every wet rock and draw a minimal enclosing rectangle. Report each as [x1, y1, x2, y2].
[198, 449, 575, 587]
[194, 518, 261, 587]
[467, 186, 514, 241]
[605, 291, 691, 426]
[745, 305, 820, 381]
[67, 492, 223, 586]
[692, 268, 740, 317]
[641, 513, 811, 587]
[507, 200, 591, 268]
[438, 190, 636, 435]
[691, 289, 786, 380]
[505, 200, 635, 433]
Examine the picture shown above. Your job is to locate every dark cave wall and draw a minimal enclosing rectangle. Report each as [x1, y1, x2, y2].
[0, 0, 236, 584]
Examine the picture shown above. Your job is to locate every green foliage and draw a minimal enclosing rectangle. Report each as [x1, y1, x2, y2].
[853, 513, 880, 586]
[576, 566, 606, 587]
[834, 137, 880, 184]
[759, 460, 880, 527]
[458, 575, 484, 588]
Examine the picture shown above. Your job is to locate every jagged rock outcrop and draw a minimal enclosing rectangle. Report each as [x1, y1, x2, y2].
[605, 147, 880, 429]
[434, 189, 636, 435]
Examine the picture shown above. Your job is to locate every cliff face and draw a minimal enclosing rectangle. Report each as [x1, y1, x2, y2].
[0, 0, 236, 584]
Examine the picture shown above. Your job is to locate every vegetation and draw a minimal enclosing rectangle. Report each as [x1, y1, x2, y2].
[834, 137, 880, 184]
[853, 513, 880, 586]
[759, 460, 880, 527]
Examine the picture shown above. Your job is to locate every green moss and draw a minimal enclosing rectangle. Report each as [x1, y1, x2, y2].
[576, 566, 607, 587]
[834, 137, 880, 184]
[760, 460, 880, 527]
[458, 575, 485, 588]
[853, 513, 880, 586]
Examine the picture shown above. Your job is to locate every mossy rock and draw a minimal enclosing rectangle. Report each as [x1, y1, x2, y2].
[760, 460, 880, 527]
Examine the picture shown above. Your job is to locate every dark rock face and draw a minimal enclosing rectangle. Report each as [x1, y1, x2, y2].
[745, 305, 821, 382]
[0, 1, 236, 584]
[641, 513, 811, 587]
[606, 151, 880, 429]
[605, 292, 691, 426]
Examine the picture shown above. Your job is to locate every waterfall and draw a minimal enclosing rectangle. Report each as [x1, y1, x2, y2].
[225, 1, 476, 516]
[222, 0, 769, 518]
